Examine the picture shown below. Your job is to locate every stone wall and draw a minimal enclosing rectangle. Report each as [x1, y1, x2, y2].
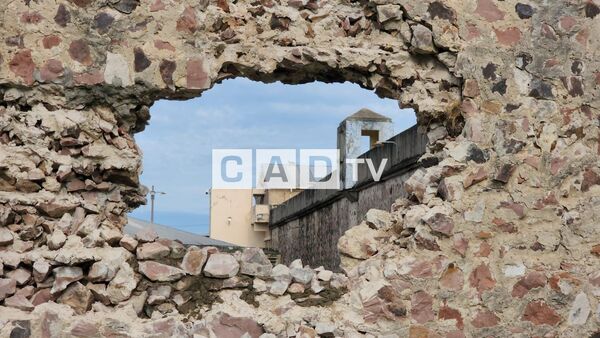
[0, 0, 598, 337]
[270, 170, 415, 270]
[270, 125, 426, 269]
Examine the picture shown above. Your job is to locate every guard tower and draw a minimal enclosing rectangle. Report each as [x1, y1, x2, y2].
[337, 108, 394, 189]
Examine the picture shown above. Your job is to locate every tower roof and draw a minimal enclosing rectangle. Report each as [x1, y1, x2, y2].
[343, 108, 392, 122]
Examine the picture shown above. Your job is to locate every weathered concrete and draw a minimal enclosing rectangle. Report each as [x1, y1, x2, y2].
[0, 0, 598, 336]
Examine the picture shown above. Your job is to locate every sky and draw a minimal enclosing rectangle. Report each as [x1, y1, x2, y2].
[129, 78, 416, 235]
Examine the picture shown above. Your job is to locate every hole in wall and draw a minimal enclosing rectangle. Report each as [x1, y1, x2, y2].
[128, 78, 416, 246]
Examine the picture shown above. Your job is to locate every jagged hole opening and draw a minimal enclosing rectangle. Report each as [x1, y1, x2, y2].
[128, 78, 416, 262]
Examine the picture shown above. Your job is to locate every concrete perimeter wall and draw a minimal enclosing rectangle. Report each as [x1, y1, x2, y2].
[269, 125, 427, 269]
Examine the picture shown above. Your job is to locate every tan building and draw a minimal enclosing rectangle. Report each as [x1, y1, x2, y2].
[209, 188, 301, 247]
[209, 108, 392, 247]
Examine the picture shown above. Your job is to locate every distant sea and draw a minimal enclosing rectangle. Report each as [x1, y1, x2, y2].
[128, 210, 209, 235]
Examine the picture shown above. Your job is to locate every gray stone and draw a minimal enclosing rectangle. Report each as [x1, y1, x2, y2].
[51, 266, 83, 294]
[33, 260, 51, 283]
[6, 268, 31, 286]
[377, 4, 401, 22]
[88, 261, 118, 282]
[411, 24, 436, 54]
[203, 253, 239, 278]
[568, 292, 590, 326]
[0, 278, 17, 300]
[104, 53, 131, 86]
[135, 228, 159, 243]
[147, 285, 172, 305]
[106, 262, 137, 304]
[290, 267, 314, 285]
[0, 228, 14, 246]
[240, 247, 272, 278]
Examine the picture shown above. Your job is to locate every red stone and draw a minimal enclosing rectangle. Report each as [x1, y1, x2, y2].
[446, 330, 466, 338]
[550, 157, 566, 175]
[581, 168, 600, 192]
[54, 4, 70, 27]
[463, 79, 480, 98]
[471, 309, 500, 328]
[411, 291, 434, 324]
[69, 40, 92, 65]
[211, 313, 264, 338]
[74, 71, 104, 85]
[494, 27, 521, 46]
[453, 234, 468, 257]
[42, 35, 61, 49]
[40, 59, 64, 82]
[154, 40, 175, 52]
[469, 263, 495, 294]
[176, 7, 198, 34]
[492, 218, 517, 233]
[71, 320, 99, 337]
[465, 24, 480, 40]
[575, 29, 589, 47]
[31, 288, 53, 306]
[512, 271, 547, 298]
[559, 16, 576, 31]
[9, 50, 35, 84]
[217, 0, 231, 12]
[410, 260, 433, 278]
[499, 201, 526, 219]
[439, 305, 463, 329]
[475, 241, 491, 257]
[424, 213, 454, 237]
[440, 265, 463, 291]
[21, 11, 44, 24]
[475, 0, 505, 22]
[591, 244, 600, 257]
[521, 300, 561, 326]
[541, 23, 557, 40]
[187, 58, 208, 89]
[150, 0, 166, 12]
[157, 60, 175, 86]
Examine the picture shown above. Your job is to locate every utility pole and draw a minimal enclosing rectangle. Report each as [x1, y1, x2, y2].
[149, 185, 166, 224]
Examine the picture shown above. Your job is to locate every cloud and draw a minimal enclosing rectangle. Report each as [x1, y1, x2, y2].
[131, 78, 416, 230]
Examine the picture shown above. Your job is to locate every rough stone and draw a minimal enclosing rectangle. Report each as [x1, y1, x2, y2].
[0, 228, 14, 246]
[135, 229, 158, 243]
[136, 242, 170, 260]
[181, 246, 207, 275]
[337, 222, 378, 259]
[240, 248, 272, 278]
[5, 294, 34, 311]
[521, 300, 561, 326]
[568, 292, 590, 325]
[51, 266, 83, 294]
[57, 282, 93, 315]
[203, 253, 240, 278]
[106, 263, 137, 304]
[119, 234, 138, 252]
[138, 261, 185, 282]
[0, 278, 17, 300]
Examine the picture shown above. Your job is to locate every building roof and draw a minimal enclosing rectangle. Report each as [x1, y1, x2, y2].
[125, 217, 236, 247]
[342, 108, 392, 122]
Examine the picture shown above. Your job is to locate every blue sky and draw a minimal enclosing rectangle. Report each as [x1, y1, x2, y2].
[129, 78, 415, 235]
